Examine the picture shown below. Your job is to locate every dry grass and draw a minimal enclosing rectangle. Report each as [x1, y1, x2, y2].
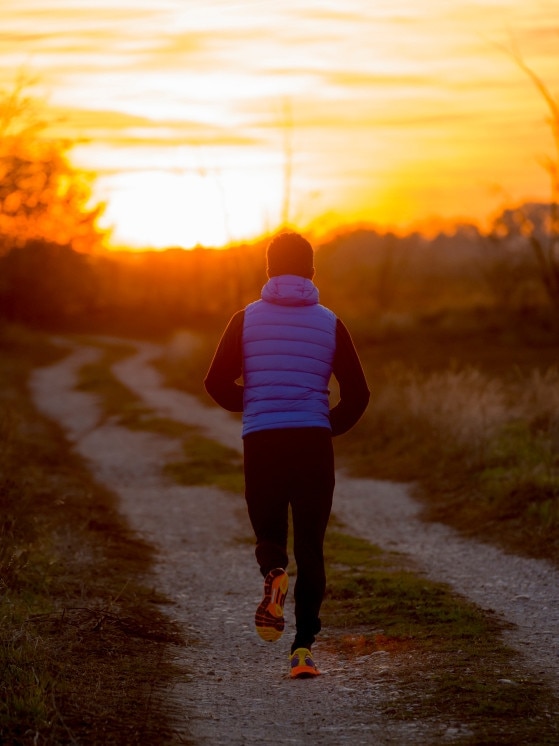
[338, 361, 559, 563]
[0, 324, 185, 744]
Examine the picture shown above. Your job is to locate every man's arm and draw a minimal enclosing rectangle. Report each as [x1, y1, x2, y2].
[204, 310, 245, 412]
[330, 319, 370, 436]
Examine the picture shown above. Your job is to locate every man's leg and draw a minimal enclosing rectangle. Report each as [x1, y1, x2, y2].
[244, 430, 292, 642]
[243, 430, 290, 575]
[289, 429, 335, 653]
[243, 428, 334, 651]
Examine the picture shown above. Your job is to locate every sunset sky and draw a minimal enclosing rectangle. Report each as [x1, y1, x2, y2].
[1, 0, 558, 249]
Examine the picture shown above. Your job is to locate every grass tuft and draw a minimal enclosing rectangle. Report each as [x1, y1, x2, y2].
[164, 435, 244, 493]
[323, 530, 487, 641]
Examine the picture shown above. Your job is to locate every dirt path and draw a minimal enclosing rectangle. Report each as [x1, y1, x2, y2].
[30, 338, 559, 743]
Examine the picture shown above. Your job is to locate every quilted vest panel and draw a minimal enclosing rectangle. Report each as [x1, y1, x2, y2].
[242, 281, 337, 437]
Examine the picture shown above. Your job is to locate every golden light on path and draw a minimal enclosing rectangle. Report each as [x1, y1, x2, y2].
[1, 0, 558, 249]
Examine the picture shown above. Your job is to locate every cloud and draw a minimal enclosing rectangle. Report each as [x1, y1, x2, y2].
[48, 104, 261, 148]
[321, 70, 433, 90]
[0, 2, 168, 76]
[1, 0, 557, 248]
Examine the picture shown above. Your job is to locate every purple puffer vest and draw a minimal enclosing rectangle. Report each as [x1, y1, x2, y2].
[242, 275, 336, 437]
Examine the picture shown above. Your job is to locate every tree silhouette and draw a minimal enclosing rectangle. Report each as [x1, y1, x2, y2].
[0, 77, 107, 253]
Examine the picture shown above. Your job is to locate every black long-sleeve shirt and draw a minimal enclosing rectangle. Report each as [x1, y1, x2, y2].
[205, 310, 370, 436]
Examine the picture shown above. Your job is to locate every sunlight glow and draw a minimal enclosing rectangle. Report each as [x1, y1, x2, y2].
[1, 0, 558, 248]
[96, 157, 285, 249]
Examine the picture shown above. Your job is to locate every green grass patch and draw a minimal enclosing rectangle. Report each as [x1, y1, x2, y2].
[480, 422, 559, 521]
[323, 530, 487, 641]
[322, 526, 559, 742]
[164, 434, 244, 494]
[416, 417, 559, 562]
[152, 329, 220, 403]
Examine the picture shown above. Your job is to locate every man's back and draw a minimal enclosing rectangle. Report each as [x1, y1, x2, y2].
[242, 274, 336, 436]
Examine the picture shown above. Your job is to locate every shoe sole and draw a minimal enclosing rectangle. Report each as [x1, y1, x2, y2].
[290, 665, 320, 679]
[255, 568, 288, 642]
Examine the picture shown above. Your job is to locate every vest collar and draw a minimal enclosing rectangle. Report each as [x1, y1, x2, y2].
[261, 275, 319, 307]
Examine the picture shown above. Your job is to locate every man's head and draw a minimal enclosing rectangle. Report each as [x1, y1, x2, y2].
[266, 232, 314, 279]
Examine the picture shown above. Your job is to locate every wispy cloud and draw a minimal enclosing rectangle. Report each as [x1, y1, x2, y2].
[0, 0, 557, 247]
[49, 105, 260, 146]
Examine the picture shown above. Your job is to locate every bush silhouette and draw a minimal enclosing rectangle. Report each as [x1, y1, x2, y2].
[0, 240, 99, 327]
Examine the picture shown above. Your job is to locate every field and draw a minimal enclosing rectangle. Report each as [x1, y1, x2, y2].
[2, 324, 559, 743]
[2, 224, 559, 742]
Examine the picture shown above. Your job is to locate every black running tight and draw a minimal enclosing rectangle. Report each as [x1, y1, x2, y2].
[243, 427, 335, 651]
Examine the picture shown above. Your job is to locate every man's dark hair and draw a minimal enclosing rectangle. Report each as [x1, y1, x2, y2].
[266, 232, 314, 279]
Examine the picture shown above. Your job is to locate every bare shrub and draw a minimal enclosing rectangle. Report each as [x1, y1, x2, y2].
[371, 366, 510, 463]
[365, 363, 559, 489]
[515, 368, 559, 426]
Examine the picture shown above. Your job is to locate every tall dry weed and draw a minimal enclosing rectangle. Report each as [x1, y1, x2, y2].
[362, 362, 559, 487]
[514, 368, 559, 436]
[378, 364, 559, 443]
[365, 362, 559, 550]
[370, 365, 511, 464]
[405, 367, 510, 446]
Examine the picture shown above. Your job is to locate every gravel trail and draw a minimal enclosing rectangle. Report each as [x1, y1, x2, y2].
[29, 338, 559, 743]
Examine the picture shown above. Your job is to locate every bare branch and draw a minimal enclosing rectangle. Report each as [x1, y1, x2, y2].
[504, 44, 559, 161]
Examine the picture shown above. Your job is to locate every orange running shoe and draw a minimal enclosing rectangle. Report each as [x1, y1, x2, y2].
[255, 568, 289, 642]
[289, 647, 320, 679]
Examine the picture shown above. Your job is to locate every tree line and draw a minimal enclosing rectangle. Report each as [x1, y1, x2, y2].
[0, 213, 555, 338]
[0, 73, 558, 337]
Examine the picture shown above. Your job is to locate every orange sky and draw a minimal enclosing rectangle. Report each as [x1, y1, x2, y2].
[1, 0, 558, 249]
